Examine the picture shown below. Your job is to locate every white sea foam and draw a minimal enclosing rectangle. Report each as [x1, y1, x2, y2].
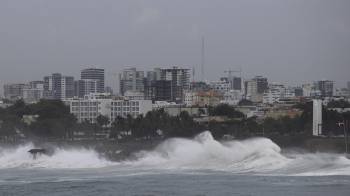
[1, 131, 350, 176]
[123, 131, 350, 176]
[0, 143, 112, 169]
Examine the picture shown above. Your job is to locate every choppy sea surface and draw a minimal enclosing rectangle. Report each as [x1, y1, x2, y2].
[1, 132, 350, 196]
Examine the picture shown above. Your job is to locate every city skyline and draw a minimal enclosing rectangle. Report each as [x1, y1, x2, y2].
[1, 0, 350, 93]
[0, 65, 348, 95]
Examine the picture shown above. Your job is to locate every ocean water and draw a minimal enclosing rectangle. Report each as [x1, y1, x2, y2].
[1, 131, 350, 196]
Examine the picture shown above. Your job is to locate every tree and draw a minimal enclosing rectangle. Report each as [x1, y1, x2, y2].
[110, 116, 125, 139]
[209, 104, 244, 118]
[238, 99, 254, 106]
[327, 100, 350, 109]
[96, 115, 109, 128]
[25, 100, 77, 138]
[294, 101, 313, 133]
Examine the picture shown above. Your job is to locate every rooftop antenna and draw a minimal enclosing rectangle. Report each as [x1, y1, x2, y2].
[201, 36, 205, 82]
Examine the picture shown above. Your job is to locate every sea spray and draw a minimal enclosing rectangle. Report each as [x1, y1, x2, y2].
[124, 131, 350, 175]
[127, 131, 289, 171]
[1, 132, 350, 176]
[0, 143, 112, 169]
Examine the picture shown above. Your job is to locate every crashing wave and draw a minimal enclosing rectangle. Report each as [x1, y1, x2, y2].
[0, 143, 112, 169]
[124, 131, 350, 175]
[1, 131, 350, 176]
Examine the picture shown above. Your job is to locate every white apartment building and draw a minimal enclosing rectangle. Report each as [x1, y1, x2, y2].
[244, 80, 258, 101]
[152, 101, 179, 109]
[184, 91, 196, 106]
[23, 84, 44, 103]
[302, 83, 313, 97]
[209, 81, 230, 94]
[119, 68, 145, 95]
[65, 93, 152, 124]
[44, 73, 74, 100]
[263, 83, 296, 104]
[3, 83, 25, 100]
[221, 90, 244, 105]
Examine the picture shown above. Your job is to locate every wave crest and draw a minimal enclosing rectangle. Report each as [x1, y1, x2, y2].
[0, 143, 111, 169]
[126, 131, 350, 175]
[1, 131, 350, 176]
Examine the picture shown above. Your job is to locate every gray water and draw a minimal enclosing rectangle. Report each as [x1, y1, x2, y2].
[1, 169, 350, 196]
[1, 132, 350, 196]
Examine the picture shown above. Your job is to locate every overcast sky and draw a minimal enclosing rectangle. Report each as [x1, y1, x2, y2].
[0, 0, 349, 94]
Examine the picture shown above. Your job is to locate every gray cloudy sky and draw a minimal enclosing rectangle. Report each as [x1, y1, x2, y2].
[0, 0, 349, 94]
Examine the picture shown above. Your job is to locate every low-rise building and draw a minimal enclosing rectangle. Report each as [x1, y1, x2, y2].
[209, 80, 230, 94]
[65, 93, 152, 124]
[334, 88, 350, 97]
[3, 83, 26, 100]
[124, 90, 145, 100]
[22, 81, 44, 103]
[265, 108, 302, 119]
[328, 108, 350, 113]
[152, 101, 179, 109]
[234, 105, 258, 117]
[221, 90, 244, 105]
[263, 83, 295, 104]
[184, 90, 222, 107]
[0, 100, 12, 108]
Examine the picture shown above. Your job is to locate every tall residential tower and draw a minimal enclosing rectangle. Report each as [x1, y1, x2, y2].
[81, 68, 105, 93]
[43, 73, 74, 100]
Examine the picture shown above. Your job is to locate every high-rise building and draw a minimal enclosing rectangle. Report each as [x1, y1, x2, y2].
[222, 77, 242, 91]
[347, 81, 350, 91]
[81, 68, 105, 93]
[74, 79, 99, 98]
[262, 83, 296, 104]
[244, 80, 257, 100]
[253, 76, 268, 94]
[315, 80, 333, 97]
[3, 83, 26, 100]
[104, 86, 113, 95]
[146, 68, 162, 81]
[190, 81, 211, 92]
[22, 81, 44, 103]
[119, 68, 145, 95]
[153, 80, 172, 101]
[143, 68, 161, 100]
[302, 83, 313, 97]
[44, 73, 74, 100]
[160, 66, 190, 103]
[232, 77, 242, 90]
[127, 66, 190, 103]
[29, 81, 44, 89]
[294, 87, 303, 97]
[210, 80, 230, 94]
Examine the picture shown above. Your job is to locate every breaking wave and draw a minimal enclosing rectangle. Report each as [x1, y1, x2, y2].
[0, 144, 112, 169]
[124, 131, 350, 176]
[1, 131, 350, 176]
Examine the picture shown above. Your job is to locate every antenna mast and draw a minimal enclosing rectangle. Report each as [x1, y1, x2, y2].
[201, 36, 205, 82]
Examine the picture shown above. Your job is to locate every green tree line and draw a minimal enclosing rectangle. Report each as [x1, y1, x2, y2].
[1, 100, 349, 142]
